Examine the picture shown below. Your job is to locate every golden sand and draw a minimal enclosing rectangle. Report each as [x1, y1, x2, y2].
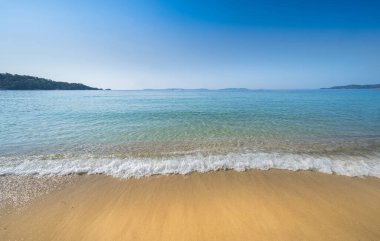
[1, 170, 380, 241]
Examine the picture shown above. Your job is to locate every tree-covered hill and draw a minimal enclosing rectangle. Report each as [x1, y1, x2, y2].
[0, 73, 101, 90]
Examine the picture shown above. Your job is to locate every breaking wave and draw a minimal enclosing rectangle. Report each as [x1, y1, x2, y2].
[1, 152, 380, 178]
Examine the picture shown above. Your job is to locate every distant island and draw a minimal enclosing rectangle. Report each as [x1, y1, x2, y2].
[0, 73, 101, 90]
[322, 84, 380, 89]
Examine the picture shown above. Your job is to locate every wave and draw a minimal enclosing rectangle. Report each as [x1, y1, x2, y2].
[1, 152, 380, 178]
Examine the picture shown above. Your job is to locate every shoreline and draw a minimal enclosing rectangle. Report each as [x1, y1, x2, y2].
[2, 151, 380, 178]
[1, 169, 380, 240]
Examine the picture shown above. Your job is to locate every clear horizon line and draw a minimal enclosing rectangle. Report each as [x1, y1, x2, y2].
[106, 88, 322, 91]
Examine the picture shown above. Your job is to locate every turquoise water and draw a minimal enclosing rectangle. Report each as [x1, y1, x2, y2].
[1, 90, 380, 177]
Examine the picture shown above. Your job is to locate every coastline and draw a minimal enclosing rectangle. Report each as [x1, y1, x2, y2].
[1, 169, 380, 241]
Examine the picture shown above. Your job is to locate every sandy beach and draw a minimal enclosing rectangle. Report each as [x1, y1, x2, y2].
[2, 0, 380, 240]
[1, 170, 380, 241]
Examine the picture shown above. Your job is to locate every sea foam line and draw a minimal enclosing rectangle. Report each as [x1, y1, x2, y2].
[0, 152, 380, 178]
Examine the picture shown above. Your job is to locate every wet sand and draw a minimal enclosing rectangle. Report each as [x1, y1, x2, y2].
[1, 170, 380, 241]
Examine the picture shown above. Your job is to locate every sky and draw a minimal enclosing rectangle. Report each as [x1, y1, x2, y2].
[1, 0, 380, 89]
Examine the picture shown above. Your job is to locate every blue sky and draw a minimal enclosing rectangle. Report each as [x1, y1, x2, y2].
[1, 0, 379, 89]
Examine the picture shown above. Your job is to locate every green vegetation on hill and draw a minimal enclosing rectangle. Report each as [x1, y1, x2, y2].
[0, 73, 101, 90]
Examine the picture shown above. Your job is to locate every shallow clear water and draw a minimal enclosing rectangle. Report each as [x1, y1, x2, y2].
[1, 90, 380, 178]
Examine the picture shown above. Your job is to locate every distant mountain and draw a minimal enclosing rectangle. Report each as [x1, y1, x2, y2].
[219, 88, 250, 91]
[322, 84, 380, 89]
[142, 88, 210, 91]
[0, 73, 101, 90]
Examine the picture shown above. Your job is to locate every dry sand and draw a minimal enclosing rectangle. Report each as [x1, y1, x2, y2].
[1, 170, 380, 241]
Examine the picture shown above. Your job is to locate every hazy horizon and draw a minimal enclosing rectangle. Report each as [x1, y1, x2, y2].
[3, 72, 377, 90]
[1, 1, 380, 90]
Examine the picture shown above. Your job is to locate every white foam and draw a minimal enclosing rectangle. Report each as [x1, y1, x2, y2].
[1, 152, 380, 178]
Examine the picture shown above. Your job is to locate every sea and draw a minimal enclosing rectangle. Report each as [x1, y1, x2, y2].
[1, 89, 380, 178]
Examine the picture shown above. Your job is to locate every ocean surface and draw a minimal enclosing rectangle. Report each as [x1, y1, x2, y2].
[1, 89, 380, 178]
